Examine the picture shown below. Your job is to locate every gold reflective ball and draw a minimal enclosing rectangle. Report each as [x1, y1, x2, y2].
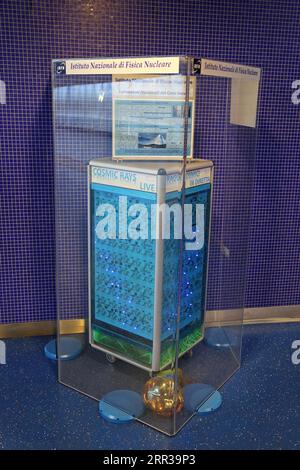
[143, 376, 184, 417]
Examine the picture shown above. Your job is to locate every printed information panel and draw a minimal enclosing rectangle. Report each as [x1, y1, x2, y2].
[112, 75, 195, 160]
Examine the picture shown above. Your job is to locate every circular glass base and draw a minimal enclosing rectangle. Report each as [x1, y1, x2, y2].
[99, 390, 145, 424]
[44, 337, 83, 361]
[205, 326, 238, 348]
[183, 383, 222, 414]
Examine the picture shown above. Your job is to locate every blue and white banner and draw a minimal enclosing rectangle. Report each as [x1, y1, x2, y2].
[91, 165, 211, 193]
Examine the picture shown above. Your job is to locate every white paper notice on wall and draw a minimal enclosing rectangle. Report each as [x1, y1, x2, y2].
[201, 59, 261, 128]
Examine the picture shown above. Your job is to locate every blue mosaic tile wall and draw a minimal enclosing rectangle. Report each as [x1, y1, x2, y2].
[1, 0, 299, 324]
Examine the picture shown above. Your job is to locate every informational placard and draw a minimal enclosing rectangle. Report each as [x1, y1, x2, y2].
[112, 75, 196, 160]
[61, 57, 180, 75]
[201, 58, 261, 128]
[201, 59, 260, 80]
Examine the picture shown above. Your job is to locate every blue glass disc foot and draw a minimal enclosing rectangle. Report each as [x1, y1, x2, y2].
[44, 337, 83, 361]
[99, 390, 145, 424]
[205, 326, 238, 348]
[184, 383, 222, 414]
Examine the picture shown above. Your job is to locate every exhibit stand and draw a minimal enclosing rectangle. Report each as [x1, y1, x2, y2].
[52, 56, 261, 435]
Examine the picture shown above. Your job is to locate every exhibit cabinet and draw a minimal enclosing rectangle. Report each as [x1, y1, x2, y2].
[52, 56, 261, 435]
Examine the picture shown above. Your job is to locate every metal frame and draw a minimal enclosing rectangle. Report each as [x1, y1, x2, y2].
[202, 165, 214, 337]
[151, 170, 166, 371]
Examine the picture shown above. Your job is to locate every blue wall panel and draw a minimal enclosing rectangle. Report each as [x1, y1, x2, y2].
[0, 0, 299, 324]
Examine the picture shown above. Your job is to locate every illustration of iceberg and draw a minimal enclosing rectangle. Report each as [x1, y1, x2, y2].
[138, 133, 167, 148]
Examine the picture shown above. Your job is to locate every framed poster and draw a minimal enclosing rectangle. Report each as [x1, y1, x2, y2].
[112, 74, 195, 160]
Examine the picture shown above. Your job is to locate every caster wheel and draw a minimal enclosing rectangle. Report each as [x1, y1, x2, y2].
[106, 353, 117, 364]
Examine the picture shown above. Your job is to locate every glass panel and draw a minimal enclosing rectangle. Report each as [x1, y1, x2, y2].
[53, 57, 260, 436]
[174, 72, 260, 433]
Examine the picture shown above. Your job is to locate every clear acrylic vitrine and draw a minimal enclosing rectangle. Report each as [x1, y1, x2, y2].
[52, 56, 261, 435]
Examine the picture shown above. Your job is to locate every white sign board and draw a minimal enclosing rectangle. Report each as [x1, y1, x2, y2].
[201, 58, 261, 128]
[64, 57, 180, 75]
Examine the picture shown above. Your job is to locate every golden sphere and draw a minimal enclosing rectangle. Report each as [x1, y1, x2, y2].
[143, 376, 184, 417]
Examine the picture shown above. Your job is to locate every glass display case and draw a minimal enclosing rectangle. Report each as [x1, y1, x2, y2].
[52, 56, 261, 435]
